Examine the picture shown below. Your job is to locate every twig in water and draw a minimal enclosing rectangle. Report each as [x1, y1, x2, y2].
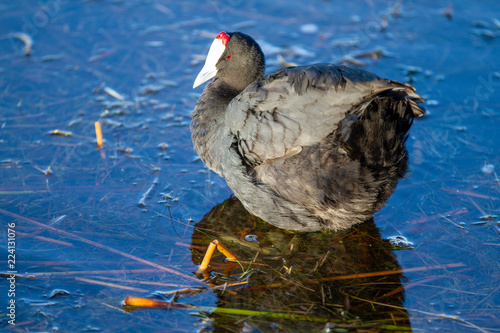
[104, 86, 125, 100]
[76, 277, 148, 293]
[8, 32, 33, 55]
[95, 121, 103, 149]
[138, 178, 159, 207]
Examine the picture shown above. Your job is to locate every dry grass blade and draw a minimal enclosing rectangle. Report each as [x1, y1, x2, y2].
[14, 268, 162, 278]
[17, 231, 74, 247]
[308, 262, 466, 283]
[441, 187, 499, 201]
[103, 86, 125, 100]
[76, 277, 148, 293]
[138, 178, 159, 207]
[409, 208, 468, 224]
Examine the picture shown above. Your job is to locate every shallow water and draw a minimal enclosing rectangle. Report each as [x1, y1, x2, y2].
[0, 0, 499, 332]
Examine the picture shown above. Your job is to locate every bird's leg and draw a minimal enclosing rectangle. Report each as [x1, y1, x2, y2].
[197, 239, 238, 273]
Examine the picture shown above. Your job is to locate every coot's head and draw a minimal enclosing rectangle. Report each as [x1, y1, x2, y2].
[193, 32, 265, 94]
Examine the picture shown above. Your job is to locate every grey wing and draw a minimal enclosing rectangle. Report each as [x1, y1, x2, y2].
[226, 64, 424, 166]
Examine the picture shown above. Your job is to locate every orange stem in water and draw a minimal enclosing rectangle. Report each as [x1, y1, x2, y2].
[95, 121, 103, 148]
[197, 240, 238, 273]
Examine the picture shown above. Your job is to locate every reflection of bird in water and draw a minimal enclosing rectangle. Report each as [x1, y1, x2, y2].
[192, 31, 424, 232]
[191, 197, 410, 332]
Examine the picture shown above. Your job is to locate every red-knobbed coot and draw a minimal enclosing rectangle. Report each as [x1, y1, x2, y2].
[192, 31, 424, 231]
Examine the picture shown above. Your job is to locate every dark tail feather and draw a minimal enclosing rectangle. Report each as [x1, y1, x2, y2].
[339, 95, 418, 169]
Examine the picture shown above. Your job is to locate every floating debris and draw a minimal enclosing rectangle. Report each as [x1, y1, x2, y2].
[256, 40, 284, 56]
[244, 234, 259, 244]
[481, 163, 495, 175]
[473, 20, 489, 28]
[381, 16, 388, 31]
[17, 96, 23, 109]
[48, 129, 72, 137]
[101, 119, 123, 127]
[479, 215, 498, 221]
[277, 54, 297, 68]
[289, 45, 315, 58]
[95, 121, 103, 149]
[160, 192, 174, 200]
[340, 56, 367, 67]
[426, 100, 439, 106]
[153, 103, 170, 110]
[331, 36, 360, 48]
[123, 296, 193, 309]
[387, 235, 414, 249]
[48, 289, 70, 299]
[435, 74, 446, 81]
[99, 100, 131, 110]
[87, 48, 118, 63]
[471, 221, 489, 225]
[100, 109, 120, 118]
[104, 86, 125, 101]
[473, 29, 497, 40]
[8, 32, 32, 56]
[159, 80, 178, 87]
[442, 5, 453, 19]
[138, 84, 164, 95]
[354, 48, 392, 59]
[158, 142, 169, 150]
[166, 121, 190, 128]
[116, 147, 133, 154]
[67, 118, 82, 128]
[138, 177, 159, 207]
[35, 165, 53, 176]
[481, 108, 496, 117]
[48, 215, 67, 226]
[300, 23, 319, 34]
[41, 54, 64, 62]
[153, 3, 174, 17]
[493, 18, 500, 29]
[398, 64, 423, 76]
[93, 82, 106, 94]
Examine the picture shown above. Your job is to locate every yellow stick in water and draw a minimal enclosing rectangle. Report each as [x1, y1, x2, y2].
[95, 121, 103, 149]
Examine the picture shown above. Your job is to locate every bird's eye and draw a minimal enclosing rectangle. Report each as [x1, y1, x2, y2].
[226, 55, 232, 60]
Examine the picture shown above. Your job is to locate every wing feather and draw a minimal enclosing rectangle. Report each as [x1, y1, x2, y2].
[226, 64, 423, 165]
